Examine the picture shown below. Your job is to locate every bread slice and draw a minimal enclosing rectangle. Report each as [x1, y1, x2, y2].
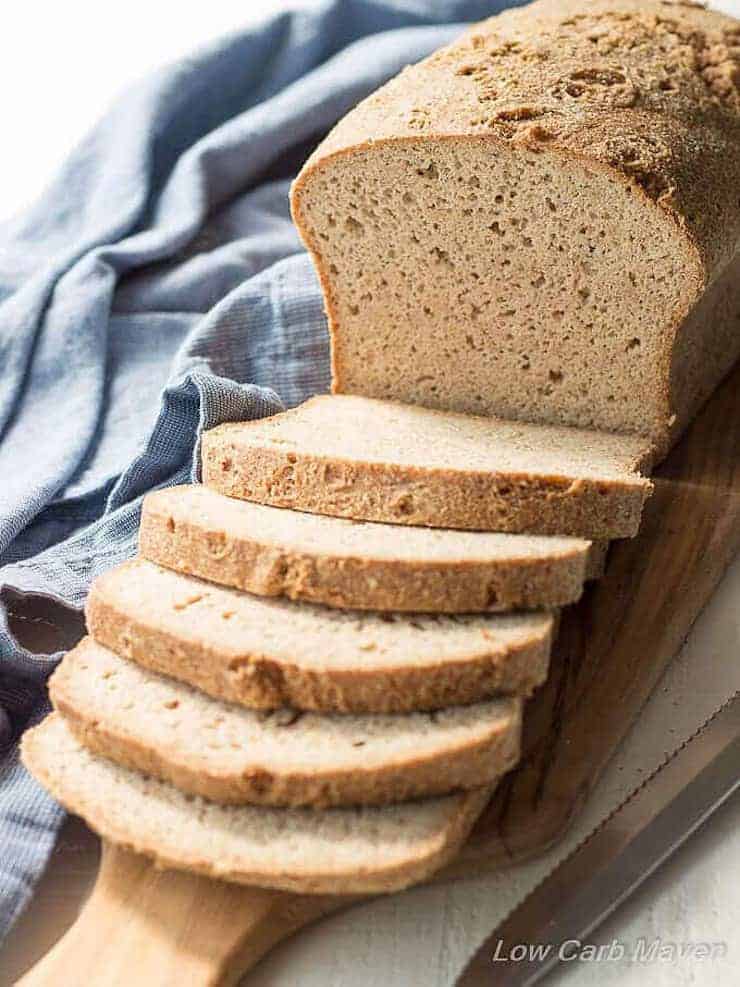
[201, 395, 652, 539]
[22, 714, 492, 895]
[140, 484, 591, 612]
[290, 0, 740, 455]
[86, 559, 553, 713]
[51, 638, 522, 808]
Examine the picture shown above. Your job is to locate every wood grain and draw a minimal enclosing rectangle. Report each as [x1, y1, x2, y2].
[15, 363, 740, 987]
[16, 844, 346, 987]
[455, 357, 740, 874]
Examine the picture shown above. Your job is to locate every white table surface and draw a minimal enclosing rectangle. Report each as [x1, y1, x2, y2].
[2, 2, 739, 984]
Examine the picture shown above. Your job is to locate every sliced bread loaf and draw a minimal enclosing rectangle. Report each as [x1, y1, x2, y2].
[22, 714, 492, 895]
[51, 639, 522, 808]
[86, 560, 553, 713]
[201, 395, 652, 538]
[140, 484, 591, 612]
[290, 0, 740, 454]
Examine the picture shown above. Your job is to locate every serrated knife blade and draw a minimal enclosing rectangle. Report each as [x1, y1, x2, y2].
[455, 693, 740, 987]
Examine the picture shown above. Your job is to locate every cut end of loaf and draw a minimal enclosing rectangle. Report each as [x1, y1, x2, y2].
[293, 136, 696, 446]
[291, 0, 740, 449]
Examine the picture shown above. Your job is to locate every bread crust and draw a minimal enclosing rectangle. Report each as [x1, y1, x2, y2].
[290, 0, 740, 453]
[140, 486, 589, 611]
[296, 0, 740, 274]
[292, 133, 704, 454]
[85, 562, 553, 714]
[22, 715, 493, 895]
[50, 639, 522, 808]
[585, 540, 609, 581]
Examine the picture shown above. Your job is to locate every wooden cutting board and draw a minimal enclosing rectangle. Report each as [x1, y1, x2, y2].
[17, 363, 740, 987]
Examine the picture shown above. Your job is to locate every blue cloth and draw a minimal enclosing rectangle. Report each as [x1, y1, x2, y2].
[0, 0, 516, 940]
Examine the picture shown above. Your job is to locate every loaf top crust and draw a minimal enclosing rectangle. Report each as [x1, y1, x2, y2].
[300, 0, 740, 282]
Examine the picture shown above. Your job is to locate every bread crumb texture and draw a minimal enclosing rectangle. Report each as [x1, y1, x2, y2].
[85, 559, 554, 713]
[21, 715, 493, 894]
[50, 638, 522, 807]
[293, 0, 740, 449]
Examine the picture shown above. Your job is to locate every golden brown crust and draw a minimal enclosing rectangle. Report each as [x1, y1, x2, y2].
[21, 715, 493, 895]
[296, 0, 740, 278]
[85, 575, 553, 714]
[290, 0, 740, 453]
[201, 427, 651, 539]
[667, 250, 740, 448]
[50, 644, 521, 808]
[139, 487, 589, 611]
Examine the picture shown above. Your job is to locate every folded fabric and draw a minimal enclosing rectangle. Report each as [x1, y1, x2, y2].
[0, 0, 517, 943]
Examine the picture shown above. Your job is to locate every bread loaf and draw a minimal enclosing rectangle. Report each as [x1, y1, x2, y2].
[291, 0, 740, 454]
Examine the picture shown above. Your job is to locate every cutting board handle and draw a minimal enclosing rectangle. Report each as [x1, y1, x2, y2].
[17, 843, 341, 987]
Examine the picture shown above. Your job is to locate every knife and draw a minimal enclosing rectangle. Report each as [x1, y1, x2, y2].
[455, 693, 740, 986]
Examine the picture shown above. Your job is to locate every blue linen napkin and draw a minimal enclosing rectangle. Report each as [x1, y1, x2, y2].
[0, 0, 516, 941]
